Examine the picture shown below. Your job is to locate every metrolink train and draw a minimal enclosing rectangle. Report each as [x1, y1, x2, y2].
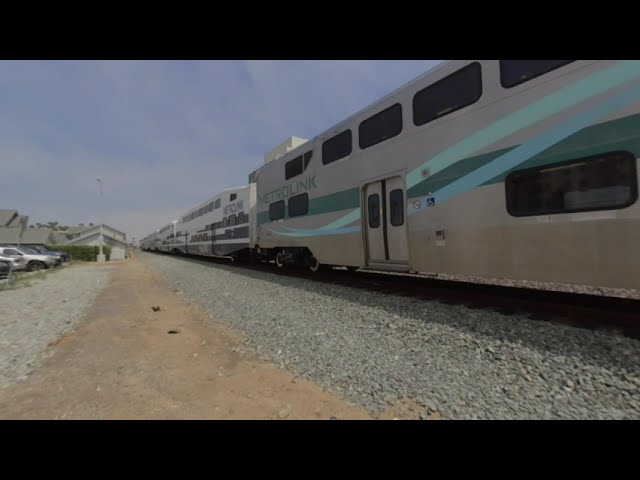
[141, 60, 640, 291]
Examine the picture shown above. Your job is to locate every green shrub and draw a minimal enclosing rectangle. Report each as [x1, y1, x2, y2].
[45, 245, 112, 262]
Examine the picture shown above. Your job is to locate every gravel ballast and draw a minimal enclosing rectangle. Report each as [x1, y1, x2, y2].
[0, 265, 113, 391]
[142, 252, 640, 419]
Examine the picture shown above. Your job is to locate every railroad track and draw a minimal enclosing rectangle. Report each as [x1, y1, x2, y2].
[145, 251, 640, 340]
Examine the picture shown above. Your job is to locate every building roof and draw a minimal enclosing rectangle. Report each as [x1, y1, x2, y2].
[65, 224, 126, 238]
[52, 232, 69, 245]
[0, 210, 19, 227]
[0, 228, 21, 244]
[66, 230, 128, 247]
[21, 228, 55, 245]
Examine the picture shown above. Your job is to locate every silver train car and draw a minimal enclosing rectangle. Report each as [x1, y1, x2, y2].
[167, 185, 254, 259]
[140, 230, 159, 251]
[253, 60, 640, 290]
[144, 60, 640, 291]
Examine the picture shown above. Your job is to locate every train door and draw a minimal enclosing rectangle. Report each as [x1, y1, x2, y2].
[363, 176, 409, 270]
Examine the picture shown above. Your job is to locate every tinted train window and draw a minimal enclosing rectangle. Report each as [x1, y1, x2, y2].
[215, 198, 221, 209]
[285, 150, 312, 180]
[322, 129, 352, 165]
[230, 193, 237, 202]
[286, 155, 303, 180]
[359, 103, 403, 150]
[368, 194, 380, 228]
[288, 193, 309, 217]
[269, 200, 285, 221]
[413, 62, 482, 126]
[500, 60, 574, 88]
[303, 150, 313, 169]
[506, 151, 638, 216]
[389, 189, 404, 226]
[229, 214, 237, 226]
[209, 202, 214, 211]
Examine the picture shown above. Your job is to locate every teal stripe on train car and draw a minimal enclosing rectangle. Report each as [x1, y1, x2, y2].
[259, 111, 640, 225]
[407, 111, 640, 197]
[258, 188, 359, 225]
[481, 110, 640, 185]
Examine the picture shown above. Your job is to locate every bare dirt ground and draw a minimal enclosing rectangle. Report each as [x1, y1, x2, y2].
[0, 257, 423, 420]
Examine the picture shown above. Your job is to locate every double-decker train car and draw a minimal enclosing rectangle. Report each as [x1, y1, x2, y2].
[253, 60, 640, 289]
[143, 60, 640, 291]
[171, 185, 255, 259]
[156, 222, 176, 253]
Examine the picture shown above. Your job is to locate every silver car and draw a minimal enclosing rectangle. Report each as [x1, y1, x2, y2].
[0, 254, 14, 278]
[0, 251, 28, 271]
[0, 246, 57, 271]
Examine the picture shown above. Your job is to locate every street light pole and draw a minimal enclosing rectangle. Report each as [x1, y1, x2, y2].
[96, 178, 106, 262]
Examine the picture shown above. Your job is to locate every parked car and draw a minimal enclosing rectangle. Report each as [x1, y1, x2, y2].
[28, 245, 70, 263]
[0, 252, 28, 271]
[0, 256, 11, 279]
[0, 246, 57, 271]
[19, 246, 63, 266]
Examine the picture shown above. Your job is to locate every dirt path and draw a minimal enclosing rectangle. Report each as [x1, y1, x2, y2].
[0, 257, 374, 419]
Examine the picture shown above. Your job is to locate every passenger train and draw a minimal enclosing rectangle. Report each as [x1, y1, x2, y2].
[141, 60, 640, 291]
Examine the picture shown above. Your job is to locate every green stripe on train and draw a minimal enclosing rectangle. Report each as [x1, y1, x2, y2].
[259, 112, 640, 225]
[257, 188, 359, 225]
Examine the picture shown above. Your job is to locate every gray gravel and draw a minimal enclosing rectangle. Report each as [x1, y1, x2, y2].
[141, 252, 640, 419]
[0, 265, 113, 391]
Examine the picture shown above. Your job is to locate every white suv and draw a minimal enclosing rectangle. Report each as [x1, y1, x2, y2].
[0, 246, 57, 271]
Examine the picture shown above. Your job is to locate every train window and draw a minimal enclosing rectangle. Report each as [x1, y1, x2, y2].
[288, 193, 309, 217]
[359, 103, 403, 150]
[285, 150, 313, 180]
[500, 60, 575, 89]
[413, 62, 482, 127]
[208, 202, 214, 211]
[215, 198, 221, 209]
[229, 214, 236, 226]
[368, 194, 380, 228]
[269, 200, 285, 221]
[389, 189, 404, 226]
[506, 151, 638, 217]
[236, 212, 246, 224]
[230, 193, 237, 202]
[322, 129, 352, 165]
[286, 156, 303, 180]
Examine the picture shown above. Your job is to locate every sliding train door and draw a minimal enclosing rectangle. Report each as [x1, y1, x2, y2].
[363, 176, 409, 271]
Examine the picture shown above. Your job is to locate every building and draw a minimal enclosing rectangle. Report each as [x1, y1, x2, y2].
[0, 211, 130, 261]
[62, 224, 128, 260]
[0, 209, 29, 245]
[20, 228, 57, 246]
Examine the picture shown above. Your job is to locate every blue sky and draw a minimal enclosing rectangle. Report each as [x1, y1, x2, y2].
[0, 60, 443, 242]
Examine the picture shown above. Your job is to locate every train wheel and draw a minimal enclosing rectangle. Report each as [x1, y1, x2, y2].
[275, 252, 285, 268]
[308, 256, 323, 272]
